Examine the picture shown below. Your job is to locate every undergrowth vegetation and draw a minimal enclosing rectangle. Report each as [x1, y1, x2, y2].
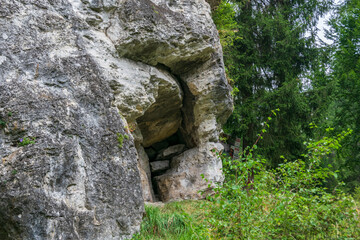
[132, 201, 208, 240]
[134, 0, 360, 238]
[134, 124, 360, 239]
[204, 127, 360, 239]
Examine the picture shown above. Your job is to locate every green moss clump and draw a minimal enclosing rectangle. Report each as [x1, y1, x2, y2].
[0, 119, 6, 128]
[117, 133, 129, 149]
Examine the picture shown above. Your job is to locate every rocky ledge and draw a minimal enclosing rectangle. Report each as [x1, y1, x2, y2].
[0, 0, 233, 239]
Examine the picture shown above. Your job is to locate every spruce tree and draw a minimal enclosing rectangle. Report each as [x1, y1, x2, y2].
[215, 0, 332, 165]
[328, 0, 360, 190]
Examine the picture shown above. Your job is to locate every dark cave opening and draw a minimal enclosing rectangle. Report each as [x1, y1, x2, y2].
[144, 130, 187, 201]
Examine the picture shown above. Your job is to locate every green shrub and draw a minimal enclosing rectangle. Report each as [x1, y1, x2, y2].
[353, 186, 360, 202]
[204, 128, 360, 239]
[132, 117, 360, 239]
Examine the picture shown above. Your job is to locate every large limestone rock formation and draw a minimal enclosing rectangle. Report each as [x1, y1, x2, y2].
[0, 0, 233, 239]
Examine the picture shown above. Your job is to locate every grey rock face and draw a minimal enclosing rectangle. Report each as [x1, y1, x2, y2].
[0, 0, 233, 239]
[0, 1, 144, 239]
[115, 0, 214, 75]
[136, 145, 155, 202]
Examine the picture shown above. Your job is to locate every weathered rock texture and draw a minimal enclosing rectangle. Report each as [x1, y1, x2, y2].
[155, 142, 224, 202]
[0, 0, 233, 239]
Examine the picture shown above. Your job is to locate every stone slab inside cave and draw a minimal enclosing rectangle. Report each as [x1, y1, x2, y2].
[143, 132, 188, 202]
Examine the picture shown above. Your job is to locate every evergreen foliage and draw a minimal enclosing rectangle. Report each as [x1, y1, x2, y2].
[327, 0, 360, 191]
[213, 0, 332, 166]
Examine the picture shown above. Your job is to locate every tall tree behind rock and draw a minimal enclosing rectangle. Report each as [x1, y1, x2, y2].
[328, 0, 360, 191]
[214, 0, 332, 165]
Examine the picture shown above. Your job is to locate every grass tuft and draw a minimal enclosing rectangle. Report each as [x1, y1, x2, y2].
[132, 201, 209, 240]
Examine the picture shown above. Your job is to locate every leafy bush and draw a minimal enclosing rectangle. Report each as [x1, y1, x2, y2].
[353, 187, 360, 202]
[204, 128, 360, 239]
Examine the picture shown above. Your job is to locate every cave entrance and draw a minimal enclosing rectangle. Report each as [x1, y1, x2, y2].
[143, 130, 187, 201]
[132, 64, 190, 202]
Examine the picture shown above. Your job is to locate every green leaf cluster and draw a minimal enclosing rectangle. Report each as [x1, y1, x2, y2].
[18, 137, 35, 147]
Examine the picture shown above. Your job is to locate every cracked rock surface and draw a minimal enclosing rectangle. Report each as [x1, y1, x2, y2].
[0, 0, 233, 239]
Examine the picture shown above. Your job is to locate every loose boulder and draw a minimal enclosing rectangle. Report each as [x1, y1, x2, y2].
[154, 143, 224, 202]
